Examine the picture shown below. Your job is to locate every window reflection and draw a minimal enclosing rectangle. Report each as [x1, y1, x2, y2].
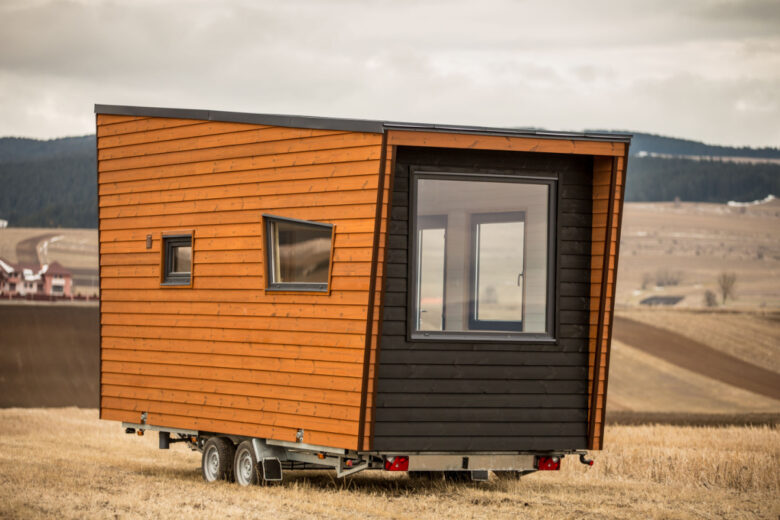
[413, 177, 550, 336]
[172, 246, 192, 274]
[270, 220, 332, 284]
[417, 217, 446, 331]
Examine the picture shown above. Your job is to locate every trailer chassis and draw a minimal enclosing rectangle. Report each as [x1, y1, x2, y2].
[122, 422, 591, 484]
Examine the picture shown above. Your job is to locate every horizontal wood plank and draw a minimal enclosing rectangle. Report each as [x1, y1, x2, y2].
[99, 132, 382, 172]
[99, 160, 382, 196]
[387, 130, 625, 156]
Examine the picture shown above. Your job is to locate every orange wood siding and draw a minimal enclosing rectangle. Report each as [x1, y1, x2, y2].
[387, 130, 626, 157]
[97, 114, 384, 450]
[588, 155, 626, 450]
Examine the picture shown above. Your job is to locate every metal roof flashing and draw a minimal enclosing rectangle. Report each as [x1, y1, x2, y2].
[94, 104, 632, 144]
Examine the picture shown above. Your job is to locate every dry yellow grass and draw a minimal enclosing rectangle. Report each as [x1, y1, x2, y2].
[0, 408, 778, 519]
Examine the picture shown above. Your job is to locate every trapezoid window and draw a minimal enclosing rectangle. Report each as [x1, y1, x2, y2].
[411, 173, 555, 341]
[264, 215, 334, 292]
[161, 234, 192, 286]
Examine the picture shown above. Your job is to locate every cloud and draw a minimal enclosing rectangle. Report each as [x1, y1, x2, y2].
[0, 0, 778, 146]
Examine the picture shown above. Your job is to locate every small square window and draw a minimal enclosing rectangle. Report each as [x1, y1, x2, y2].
[264, 215, 334, 292]
[161, 234, 192, 286]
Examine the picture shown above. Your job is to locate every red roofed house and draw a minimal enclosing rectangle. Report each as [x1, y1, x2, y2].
[0, 257, 72, 297]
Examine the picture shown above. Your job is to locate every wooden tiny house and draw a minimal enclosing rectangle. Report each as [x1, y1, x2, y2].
[96, 105, 628, 481]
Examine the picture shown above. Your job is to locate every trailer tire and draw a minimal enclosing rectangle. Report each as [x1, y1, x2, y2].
[201, 437, 235, 483]
[234, 440, 263, 486]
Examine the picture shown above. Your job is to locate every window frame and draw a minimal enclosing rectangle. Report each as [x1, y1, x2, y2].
[468, 210, 527, 332]
[160, 232, 193, 287]
[262, 214, 335, 293]
[407, 170, 557, 343]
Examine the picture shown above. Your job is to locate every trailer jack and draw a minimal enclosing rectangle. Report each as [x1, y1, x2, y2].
[158, 431, 191, 449]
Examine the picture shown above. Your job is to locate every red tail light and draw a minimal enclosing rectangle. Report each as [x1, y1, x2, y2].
[536, 456, 561, 471]
[384, 456, 409, 471]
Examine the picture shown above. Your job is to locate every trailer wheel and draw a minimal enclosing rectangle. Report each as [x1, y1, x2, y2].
[234, 440, 263, 486]
[201, 437, 235, 483]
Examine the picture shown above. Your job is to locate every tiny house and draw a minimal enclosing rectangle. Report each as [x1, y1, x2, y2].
[96, 105, 629, 483]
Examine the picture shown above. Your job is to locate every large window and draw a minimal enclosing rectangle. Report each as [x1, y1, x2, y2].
[411, 173, 555, 341]
[264, 215, 334, 292]
[161, 234, 192, 286]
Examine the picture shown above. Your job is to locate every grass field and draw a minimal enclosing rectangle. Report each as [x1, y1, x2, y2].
[616, 201, 780, 308]
[616, 308, 780, 373]
[608, 339, 780, 414]
[0, 408, 778, 520]
[0, 227, 97, 295]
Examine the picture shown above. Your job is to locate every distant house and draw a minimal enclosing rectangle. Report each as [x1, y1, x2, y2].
[640, 295, 685, 306]
[0, 257, 72, 297]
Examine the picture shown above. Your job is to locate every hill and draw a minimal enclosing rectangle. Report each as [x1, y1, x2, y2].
[0, 136, 96, 228]
[593, 131, 780, 159]
[625, 156, 780, 203]
[1, 131, 779, 228]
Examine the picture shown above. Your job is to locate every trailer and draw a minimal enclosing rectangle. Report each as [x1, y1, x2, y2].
[95, 104, 629, 483]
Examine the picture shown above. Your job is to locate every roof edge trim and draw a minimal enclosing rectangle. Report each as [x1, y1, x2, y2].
[94, 104, 632, 143]
[94, 104, 385, 134]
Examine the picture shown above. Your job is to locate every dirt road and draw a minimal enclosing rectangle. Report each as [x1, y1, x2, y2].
[613, 316, 780, 401]
[14, 233, 58, 264]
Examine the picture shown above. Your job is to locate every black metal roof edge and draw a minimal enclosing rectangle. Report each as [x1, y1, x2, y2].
[94, 104, 632, 143]
[94, 104, 385, 134]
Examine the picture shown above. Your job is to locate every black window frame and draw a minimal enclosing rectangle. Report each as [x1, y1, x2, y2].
[161, 234, 192, 287]
[408, 170, 557, 343]
[469, 210, 527, 332]
[263, 214, 334, 293]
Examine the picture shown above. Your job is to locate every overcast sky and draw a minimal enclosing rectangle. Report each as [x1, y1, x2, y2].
[0, 0, 778, 147]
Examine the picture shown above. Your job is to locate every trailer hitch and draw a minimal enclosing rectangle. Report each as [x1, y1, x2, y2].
[579, 453, 594, 466]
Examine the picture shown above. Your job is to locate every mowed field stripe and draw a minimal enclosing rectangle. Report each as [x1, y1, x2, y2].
[613, 317, 780, 401]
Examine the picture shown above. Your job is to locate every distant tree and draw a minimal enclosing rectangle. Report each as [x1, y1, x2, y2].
[703, 290, 718, 308]
[655, 269, 683, 287]
[717, 272, 737, 304]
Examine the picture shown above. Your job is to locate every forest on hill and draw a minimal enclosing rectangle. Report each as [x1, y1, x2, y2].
[0, 132, 778, 228]
[0, 136, 96, 228]
[625, 156, 780, 203]
[597, 131, 780, 160]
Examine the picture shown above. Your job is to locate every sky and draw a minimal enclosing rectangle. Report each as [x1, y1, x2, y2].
[0, 0, 778, 147]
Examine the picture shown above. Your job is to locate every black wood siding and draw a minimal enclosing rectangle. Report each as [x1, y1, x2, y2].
[373, 147, 593, 452]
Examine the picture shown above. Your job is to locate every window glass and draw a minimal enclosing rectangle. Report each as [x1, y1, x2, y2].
[162, 235, 192, 286]
[172, 245, 192, 274]
[416, 216, 446, 331]
[475, 215, 525, 324]
[412, 176, 551, 338]
[265, 216, 333, 291]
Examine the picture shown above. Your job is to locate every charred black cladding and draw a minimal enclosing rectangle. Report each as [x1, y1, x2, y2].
[374, 147, 593, 452]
